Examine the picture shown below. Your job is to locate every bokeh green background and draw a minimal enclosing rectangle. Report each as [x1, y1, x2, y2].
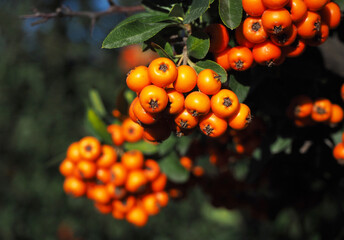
[2, 1, 344, 240]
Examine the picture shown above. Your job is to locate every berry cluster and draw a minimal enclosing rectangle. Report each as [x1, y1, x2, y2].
[286, 95, 343, 127]
[126, 57, 252, 142]
[211, 0, 341, 71]
[60, 136, 169, 227]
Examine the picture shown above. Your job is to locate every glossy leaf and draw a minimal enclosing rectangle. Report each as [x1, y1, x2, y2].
[229, 74, 250, 102]
[193, 60, 228, 83]
[187, 31, 210, 59]
[159, 152, 190, 183]
[158, 135, 177, 155]
[270, 136, 292, 154]
[151, 42, 174, 60]
[124, 141, 159, 155]
[116, 11, 170, 28]
[86, 108, 112, 145]
[219, 0, 243, 30]
[169, 4, 184, 18]
[183, 0, 210, 24]
[89, 89, 106, 118]
[102, 21, 172, 49]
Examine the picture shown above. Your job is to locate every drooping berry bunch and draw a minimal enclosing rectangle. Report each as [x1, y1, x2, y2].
[286, 95, 343, 127]
[126, 57, 252, 142]
[60, 136, 169, 227]
[212, 0, 341, 71]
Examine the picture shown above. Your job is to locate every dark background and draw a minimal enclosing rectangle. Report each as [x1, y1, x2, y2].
[1, 0, 344, 239]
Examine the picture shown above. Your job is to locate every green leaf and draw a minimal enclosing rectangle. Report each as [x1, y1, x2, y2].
[169, 4, 184, 18]
[159, 152, 190, 183]
[158, 135, 177, 155]
[270, 136, 292, 154]
[86, 108, 112, 145]
[151, 42, 174, 60]
[187, 31, 210, 59]
[201, 203, 243, 227]
[219, 0, 243, 30]
[331, 127, 344, 145]
[124, 89, 136, 104]
[124, 141, 159, 155]
[183, 0, 210, 24]
[229, 74, 250, 102]
[175, 135, 194, 156]
[193, 60, 228, 83]
[116, 11, 170, 28]
[102, 21, 172, 49]
[334, 0, 344, 9]
[89, 89, 106, 118]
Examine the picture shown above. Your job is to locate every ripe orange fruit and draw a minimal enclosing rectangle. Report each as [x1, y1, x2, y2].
[214, 47, 231, 71]
[126, 206, 149, 227]
[113, 196, 136, 213]
[228, 103, 252, 130]
[173, 65, 198, 93]
[329, 104, 344, 124]
[96, 168, 112, 184]
[296, 11, 321, 39]
[108, 124, 125, 146]
[88, 185, 111, 204]
[180, 156, 193, 171]
[166, 88, 185, 115]
[287, 0, 308, 23]
[311, 98, 332, 122]
[94, 202, 113, 214]
[252, 40, 282, 67]
[333, 143, 344, 164]
[261, 9, 292, 35]
[76, 160, 97, 179]
[63, 177, 87, 197]
[125, 169, 148, 193]
[121, 150, 144, 171]
[66, 142, 81, 163]
[227, 46, 254, 71]
[155, 191, 169, 207]
[270, 25, 298, 47]
[262, 0, 289, 9]
[174, 109, 199, 129]
[243, 17, 268, 44]
[148, 57, 178, 88]
[97, 145, 117, 168]
[59, 158, 75, 177]
[185, 91, 211, 117]
[303, 0, 328, 11]
[283, 38, 306, 58]
[141, 193, 160, 215]
[126, 66, 151, 93]
[151, 173, 167, 192]
[109, 162, 128, 186]
[235, 23, 255, 49]
[199, 112, 228, 138]
[242, 0, 266, 16]
[205, 24, 230, 54]
[197, 69, 222, 95]
[144, 159, 160, 181]
[122, 118, 144, 143]
[78, 136, 102, 161]
[139, 85, 168, 114]
[321, 2, 341, 29]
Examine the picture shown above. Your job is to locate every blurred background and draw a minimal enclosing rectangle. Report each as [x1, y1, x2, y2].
[1, 0, 344, 240]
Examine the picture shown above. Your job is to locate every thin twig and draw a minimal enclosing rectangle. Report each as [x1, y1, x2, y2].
[20, 4, 145, 26]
